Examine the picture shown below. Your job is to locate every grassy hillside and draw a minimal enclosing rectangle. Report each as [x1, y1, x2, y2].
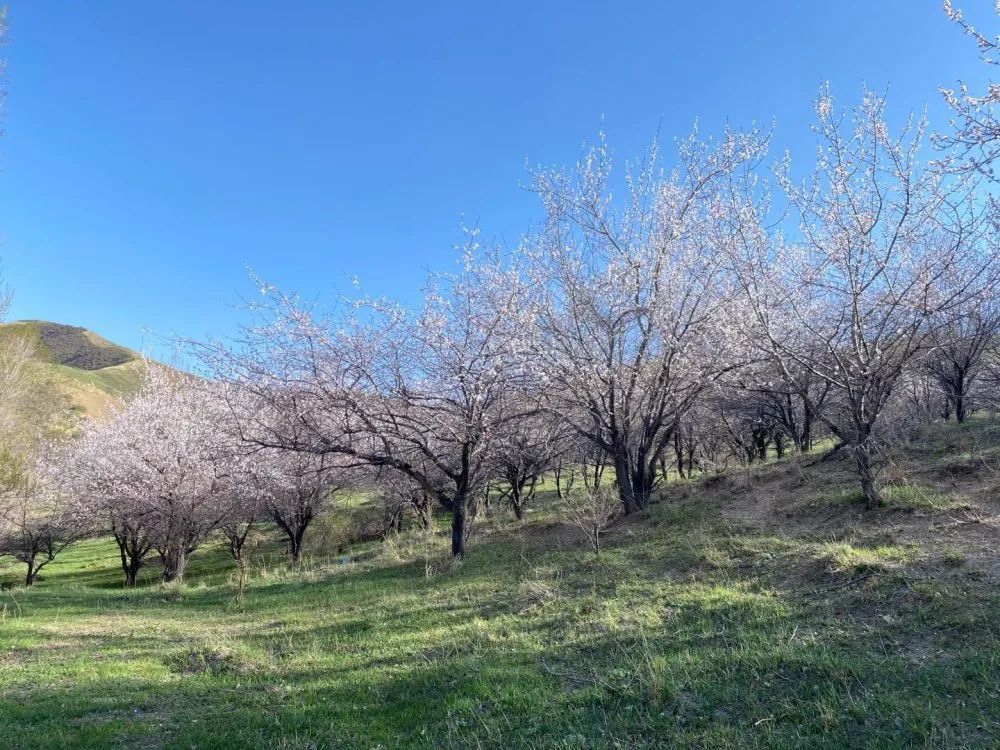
[3, 320, 136, 370]
[0, 320, 144, 420]
[45, 361, 145, 418]
[0, 418, 997, 748]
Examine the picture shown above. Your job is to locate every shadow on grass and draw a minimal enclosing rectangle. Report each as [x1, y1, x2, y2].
[2, 569, 997, 749]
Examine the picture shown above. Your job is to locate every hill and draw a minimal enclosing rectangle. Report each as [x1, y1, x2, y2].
[5, 320, 136, 370]
[0, 417, 997, 748]
[0, 320, 144, 420]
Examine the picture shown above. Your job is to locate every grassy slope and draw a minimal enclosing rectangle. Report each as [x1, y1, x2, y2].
[0, 321, 144, 419]
[48, 361, 144, 396]
[0, 420, 998, 749]
[39, 361, 145, 419]
[3, 320, 136, 370]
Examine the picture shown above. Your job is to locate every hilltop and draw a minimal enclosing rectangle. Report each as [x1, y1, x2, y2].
[0, 320, 144, 420]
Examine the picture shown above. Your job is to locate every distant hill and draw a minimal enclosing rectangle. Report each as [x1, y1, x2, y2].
[0, 320, 145, 420]
[5, 320, 136, 370]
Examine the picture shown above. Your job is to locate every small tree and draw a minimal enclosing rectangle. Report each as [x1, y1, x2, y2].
[495, 413, 566, 519]
[0, 450, 77, 587]
[69, 366, 240, 583]
[376, 465, 442, 533]
[925, 302, 1000, 422]
[67, 426, 156, 587]
[562, 486, 619, 556]
[264, 449, 345, 564]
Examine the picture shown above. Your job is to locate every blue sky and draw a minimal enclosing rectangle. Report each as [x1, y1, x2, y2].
[0, 1, 992, 354]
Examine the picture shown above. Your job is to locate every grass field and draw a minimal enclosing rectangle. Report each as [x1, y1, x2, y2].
[48, 361, 145, 397]
[1, 420, 998, 748]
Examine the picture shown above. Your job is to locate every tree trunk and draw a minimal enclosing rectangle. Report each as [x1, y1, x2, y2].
[120, 539, 144, 587]
[774, 433, 786, 459]
[288, 531, 304, 564]
[755, 430, 768, 462]
[613, 454, 638, 513]
[854, 443, 882, 509]
[587, 460, 605, 490]
[161, 546, 189, 583]
[112, 526, 149, 588]
[955, 369, 967, 423]
[613, 453, 653, 513]
[801, 403, 814, 452]
[124, 556, 141, 587]
[24, 560, 37, 587]
[510, 495, 524, 520]
[273, 507, 312, 565]
[451, 497, 466, 558]
[632, 463, 654, 509]
[382, 506, 403, 536]
[234, 554, 249, 604]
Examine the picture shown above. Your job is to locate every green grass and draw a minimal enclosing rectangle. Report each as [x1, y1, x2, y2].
[46, 361, 145, 397]
[821, 483, 959, 510]
[1, 431, 999, 748]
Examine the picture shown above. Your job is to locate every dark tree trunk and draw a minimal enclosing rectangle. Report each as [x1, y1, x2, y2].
[954, 369, 968, 423]
[113, 530, 150, 588]
[773, 433, 786, 459]
[588, 458, 606, 490]
[124, 556, 142, 587]
[510, 492, 524, 520]
[508, 474, 537, 520]
[613, 452, 654, 513]
[801, 401, 814, 452]
[272, 505, 314, 565]
[506, 473, 524, 520]
[24, 560, 37, 587]
[224, 521, 256, 567]
[614, 454, 638, 513]
[451, 497, 466, 558]
[160, 546, 189, 583]
[754, 429, 769, 462]
[288, 529, 306, 564]
[854, 443, 882, 509]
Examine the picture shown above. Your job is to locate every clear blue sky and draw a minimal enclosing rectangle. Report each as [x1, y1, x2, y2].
[0, 1, 991, 353]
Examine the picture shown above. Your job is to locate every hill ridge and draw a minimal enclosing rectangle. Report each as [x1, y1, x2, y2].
[0, 319, 144, 420]
[5, 319, 137, 370]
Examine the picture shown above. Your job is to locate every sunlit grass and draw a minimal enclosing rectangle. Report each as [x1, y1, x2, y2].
[0, 424, 998, 748]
